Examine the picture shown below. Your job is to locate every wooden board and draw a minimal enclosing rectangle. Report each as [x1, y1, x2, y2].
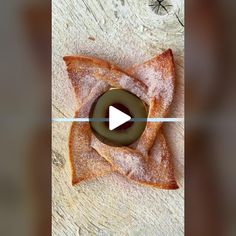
[52, 0, 184, 235]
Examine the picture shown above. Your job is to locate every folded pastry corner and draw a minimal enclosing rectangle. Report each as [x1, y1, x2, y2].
[63, 50, 178, 189]
[69, 120, 114, 185]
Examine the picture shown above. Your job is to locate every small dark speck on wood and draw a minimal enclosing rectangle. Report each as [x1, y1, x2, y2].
[88, 36, 96, 41]
[114, 11, 118, 19]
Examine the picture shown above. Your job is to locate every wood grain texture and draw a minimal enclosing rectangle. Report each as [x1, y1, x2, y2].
[52, 0, 184, 235]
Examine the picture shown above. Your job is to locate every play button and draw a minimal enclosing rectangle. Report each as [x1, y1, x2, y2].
[89, 89, 147, 146]
[109, 106, 131, 131]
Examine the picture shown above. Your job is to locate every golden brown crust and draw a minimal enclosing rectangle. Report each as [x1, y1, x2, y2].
[63, 55, 120, 70]
[69, 119, 115, 185]
[64, 49, 178, 189]
[68, 85, 114, 185]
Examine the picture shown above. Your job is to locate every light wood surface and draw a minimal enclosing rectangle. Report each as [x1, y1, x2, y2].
[52, 0, 184, 235]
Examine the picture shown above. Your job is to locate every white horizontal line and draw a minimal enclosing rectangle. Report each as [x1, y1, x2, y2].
[146, 118, 184, 122]
[52, 118, 184, 122]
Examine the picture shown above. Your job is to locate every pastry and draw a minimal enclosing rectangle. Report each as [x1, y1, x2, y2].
[64, 49, 178, 189]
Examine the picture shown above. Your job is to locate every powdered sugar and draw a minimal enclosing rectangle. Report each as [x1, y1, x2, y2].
[118, 75, 149, 104]
[130, 65, 174, 108]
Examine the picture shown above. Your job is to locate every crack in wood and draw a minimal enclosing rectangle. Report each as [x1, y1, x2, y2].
[82, 0, 104, 31]
[52, 104, 67, 118]
[174, 12, 184, 27]
[56, 209, 65, 219]
[176, 62, 184, 68]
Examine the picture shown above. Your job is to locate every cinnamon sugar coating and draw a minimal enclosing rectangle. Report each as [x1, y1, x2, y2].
[63, 49, 178, 189]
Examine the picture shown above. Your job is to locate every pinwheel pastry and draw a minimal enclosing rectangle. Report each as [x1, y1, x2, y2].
[63, 49, 178, 189]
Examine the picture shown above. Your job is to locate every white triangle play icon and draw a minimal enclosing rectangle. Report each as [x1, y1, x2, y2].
[109, 106, 131, 131]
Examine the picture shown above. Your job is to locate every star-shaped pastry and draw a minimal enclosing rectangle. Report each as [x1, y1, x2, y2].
[63, 49, 178, 189]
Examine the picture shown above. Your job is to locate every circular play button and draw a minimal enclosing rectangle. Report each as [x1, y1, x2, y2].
[108, 106, 131, 131]
[89, 89, 147, 146]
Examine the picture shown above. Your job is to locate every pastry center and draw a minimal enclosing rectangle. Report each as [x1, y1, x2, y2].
[89, 89, 147, 146]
